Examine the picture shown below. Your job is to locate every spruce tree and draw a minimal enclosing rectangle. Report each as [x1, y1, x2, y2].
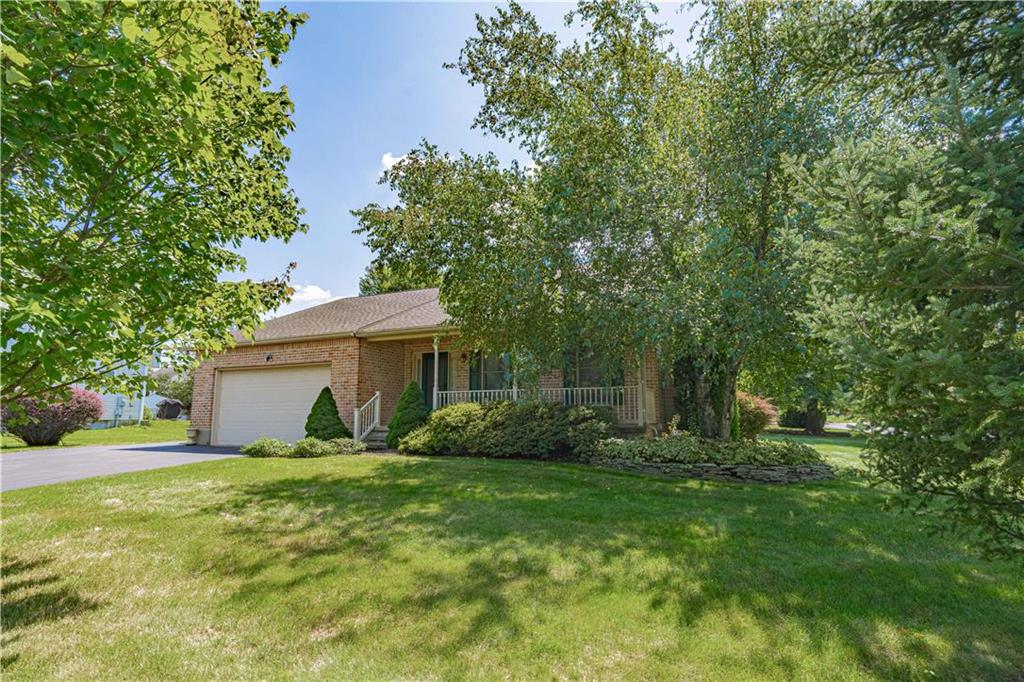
[305, 387, 352, 440]
[386, 381, 429, 448]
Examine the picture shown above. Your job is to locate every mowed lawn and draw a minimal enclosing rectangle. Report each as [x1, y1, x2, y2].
[2, 443, 1022, 680]
[1, 420, 188, 451]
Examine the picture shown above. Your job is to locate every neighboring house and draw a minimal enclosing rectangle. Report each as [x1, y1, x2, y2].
[190, 288, 674, 446]
[84, 363, 165, 428]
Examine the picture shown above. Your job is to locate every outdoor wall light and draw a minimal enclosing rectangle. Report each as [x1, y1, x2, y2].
[265, 353, 273, 362]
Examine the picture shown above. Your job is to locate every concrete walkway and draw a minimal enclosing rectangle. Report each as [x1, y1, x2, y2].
[1, 442, 241, 492]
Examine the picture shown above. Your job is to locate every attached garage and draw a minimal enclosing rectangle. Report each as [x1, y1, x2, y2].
[212, 364, 331, 446]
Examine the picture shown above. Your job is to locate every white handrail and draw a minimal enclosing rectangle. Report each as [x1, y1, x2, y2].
[434, 385, 641, 425]
[353, 391, 381, 442]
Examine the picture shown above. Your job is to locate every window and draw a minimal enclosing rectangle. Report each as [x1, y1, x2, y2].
[564, 348, 623, 388]
[469, 352, 513, 390]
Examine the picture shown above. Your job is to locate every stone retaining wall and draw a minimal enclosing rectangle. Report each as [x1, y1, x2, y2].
[590, 459, 834, 484]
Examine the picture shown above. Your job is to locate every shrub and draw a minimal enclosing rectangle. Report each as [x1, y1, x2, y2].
[329, 437, 367, 455]
[736, 391, 778, 439]
[386, 382, 429, 448]
[1, 387, 104, 446]
[398, 400, 613, 460]
[240, 436, 292, 457]
[291, 436, 341, 458]
[400, 402, 486, 456]
[305, 387, 352, 440]
[143, 406, 154, 421]
[565, 405, 614, 458]
[594, 433, 822, 466]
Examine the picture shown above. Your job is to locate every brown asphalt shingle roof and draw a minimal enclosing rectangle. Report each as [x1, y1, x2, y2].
[235, 288, 449, 344]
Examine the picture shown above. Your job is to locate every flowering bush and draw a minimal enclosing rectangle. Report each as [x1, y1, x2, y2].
[2, 388, 104, 446]
[737, 391, 778, 439]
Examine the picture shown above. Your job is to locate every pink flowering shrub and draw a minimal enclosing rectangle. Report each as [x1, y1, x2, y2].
[737, 391, 779, 439]
[2, 387, 104, 446]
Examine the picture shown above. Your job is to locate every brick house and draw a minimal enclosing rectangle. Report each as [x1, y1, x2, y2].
[190, 288, 674, 446]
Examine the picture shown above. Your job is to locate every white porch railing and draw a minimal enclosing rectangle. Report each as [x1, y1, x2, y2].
[435, 385, 641, 425]
[353, 391, 381, 442]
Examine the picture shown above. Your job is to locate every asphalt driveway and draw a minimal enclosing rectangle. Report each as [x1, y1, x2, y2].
[1, 442, 241, 492]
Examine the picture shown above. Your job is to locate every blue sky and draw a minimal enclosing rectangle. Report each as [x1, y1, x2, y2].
[249, 2, 700, 315]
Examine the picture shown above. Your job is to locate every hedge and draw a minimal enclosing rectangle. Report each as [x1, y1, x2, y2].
[241, 436, 366, 458]
[594, 432, 823, 466]
[398, 401, 613, 459]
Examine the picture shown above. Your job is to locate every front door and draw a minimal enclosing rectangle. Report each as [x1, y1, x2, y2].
[421, 352, 449, 408]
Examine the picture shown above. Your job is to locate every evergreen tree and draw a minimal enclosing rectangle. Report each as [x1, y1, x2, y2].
[387, 382, 429, 448]
[305, 387, 351, 440]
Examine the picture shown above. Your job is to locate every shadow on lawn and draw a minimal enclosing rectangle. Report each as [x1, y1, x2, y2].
[1, 556, 104, 668]
[205, 456, 1023, 679]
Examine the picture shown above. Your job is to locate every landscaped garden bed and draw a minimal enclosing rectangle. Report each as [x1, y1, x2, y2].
[396, 401, 833, 483]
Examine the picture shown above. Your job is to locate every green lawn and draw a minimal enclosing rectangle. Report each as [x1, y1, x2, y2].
[763, 432, 870, 471]
[3, 447, 1021, 680]
[1, 420, 188, 451]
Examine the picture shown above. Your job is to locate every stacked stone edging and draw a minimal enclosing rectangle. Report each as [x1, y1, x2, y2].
[590, 459, 834, 484]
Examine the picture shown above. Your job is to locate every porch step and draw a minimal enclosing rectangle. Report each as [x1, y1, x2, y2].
[361, 426, 390, 450]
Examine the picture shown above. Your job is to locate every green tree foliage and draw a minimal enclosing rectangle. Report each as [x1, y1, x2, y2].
[359, 261, 440, 296]
[386, 381, 429, 448]
[149, 368, 194, 411]
[1, 1, 307, 405]
[304, 387, 352, 440]
[788, 2, 1023, 556]
[355, 1, 835, 439]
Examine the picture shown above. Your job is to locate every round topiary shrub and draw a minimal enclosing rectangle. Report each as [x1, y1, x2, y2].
[386, 381, 429, 448]
[305, 387, 352, 440]
[736, 391, 778, 439]
[1, 387, 103, 446]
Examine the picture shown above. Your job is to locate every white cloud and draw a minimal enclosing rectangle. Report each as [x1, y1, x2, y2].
[379, 151, 406, 176]
[270, 283, 338, 318]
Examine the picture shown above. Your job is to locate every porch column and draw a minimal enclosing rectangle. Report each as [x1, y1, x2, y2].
[432, 336, 440, 410]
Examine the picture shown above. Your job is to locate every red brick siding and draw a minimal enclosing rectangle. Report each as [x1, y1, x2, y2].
[191, 337, 360, 442]
[358, 340, 406, 423]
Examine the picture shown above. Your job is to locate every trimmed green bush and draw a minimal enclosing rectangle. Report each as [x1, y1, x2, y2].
[329, 437, 367, 455]
[241, 437, 292, 457]
[291, 436, 342, 458]
[737, 391, 778, 439]
[386, 381, 429, 448]
[240, 436, 366, 458]
[400, 402, 486, 456]
[398, 400, 613, 460]
[594, 433, 822, 466]
[305, 387, 352, 440]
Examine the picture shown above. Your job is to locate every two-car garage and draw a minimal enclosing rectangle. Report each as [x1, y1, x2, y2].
[211, 364, 331, 446]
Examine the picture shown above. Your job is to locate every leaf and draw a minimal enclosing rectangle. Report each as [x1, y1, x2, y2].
[2, 44, 30, 67]
[4, 67, 29, 86]
[120, 17, 143, 41]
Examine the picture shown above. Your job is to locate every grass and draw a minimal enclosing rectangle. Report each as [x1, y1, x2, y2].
[763, 432, 870, 471]
[2, 444, 1022, 680]
[1, 420, 188, 451]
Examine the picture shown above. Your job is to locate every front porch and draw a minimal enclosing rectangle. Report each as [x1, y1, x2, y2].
[436, 386, 643, 426]
[354, 334, 663, 442]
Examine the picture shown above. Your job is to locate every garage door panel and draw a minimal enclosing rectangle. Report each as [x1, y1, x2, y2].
[214, 365, 332, 446]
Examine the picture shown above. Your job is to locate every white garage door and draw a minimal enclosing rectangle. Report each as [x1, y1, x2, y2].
[213, 364, 332, 446]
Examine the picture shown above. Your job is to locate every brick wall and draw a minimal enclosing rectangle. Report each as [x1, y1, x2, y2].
[190, 336, 360, 443]
[358, 340, 406, 423]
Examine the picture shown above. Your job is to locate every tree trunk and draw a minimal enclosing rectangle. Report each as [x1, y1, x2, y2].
[673, 354, 741, 440]
[805, 398, 826, 435]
